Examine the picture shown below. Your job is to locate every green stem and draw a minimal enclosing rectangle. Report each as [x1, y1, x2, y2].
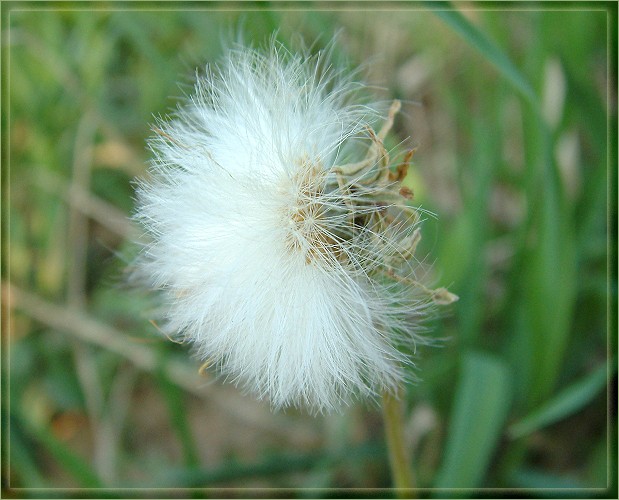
[382, 390, 416, 498]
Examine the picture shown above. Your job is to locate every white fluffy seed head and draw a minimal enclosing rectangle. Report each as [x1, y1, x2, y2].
[133, 40, 456, 414]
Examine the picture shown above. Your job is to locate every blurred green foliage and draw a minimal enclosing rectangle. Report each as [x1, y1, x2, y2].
[3, 2, 616, 497]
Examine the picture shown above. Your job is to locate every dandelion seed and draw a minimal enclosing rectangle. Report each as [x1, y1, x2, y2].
[133, 40, 456, 413]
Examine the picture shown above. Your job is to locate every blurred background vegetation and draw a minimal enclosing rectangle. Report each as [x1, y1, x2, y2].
[2, 1, 616, 497]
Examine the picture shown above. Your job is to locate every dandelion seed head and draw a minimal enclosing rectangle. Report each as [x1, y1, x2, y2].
[133, 39, 455, 413]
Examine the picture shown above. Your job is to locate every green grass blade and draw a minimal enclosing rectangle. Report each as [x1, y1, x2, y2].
[7, 413, 49, 488]
[155, 351, 200, 468]
[508, 468, 585, 489]
[13, 411, 103, 488]
[430, 2, 537, 105]
[508, 362, 613, 439]
[433, 351, 512, 491]
[164, 441, 384, 487]
[519, 113, 578, 407]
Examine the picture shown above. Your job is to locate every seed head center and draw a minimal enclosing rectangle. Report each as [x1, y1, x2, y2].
[285, 158, 338, 264]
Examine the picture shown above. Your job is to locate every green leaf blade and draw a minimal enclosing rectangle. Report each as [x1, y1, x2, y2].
[509, 362, 613, 439]
[430, 2, 538, 105]
[434, 351, 512, 491]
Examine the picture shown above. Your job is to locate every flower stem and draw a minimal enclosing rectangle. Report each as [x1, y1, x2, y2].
[382, 389, 416, 498]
